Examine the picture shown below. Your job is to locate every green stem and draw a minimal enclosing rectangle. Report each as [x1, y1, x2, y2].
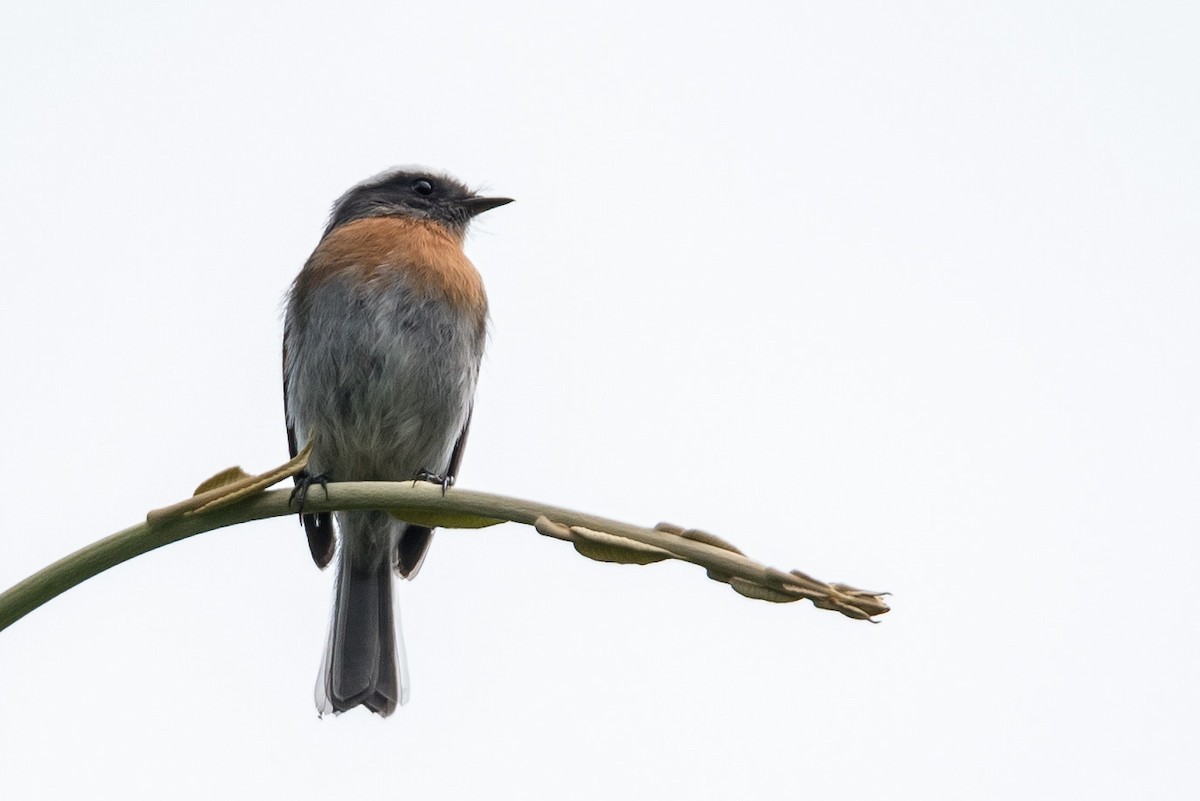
[0, 481, 888, 632]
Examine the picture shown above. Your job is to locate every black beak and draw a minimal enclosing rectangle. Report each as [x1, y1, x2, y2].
[461, 195, 514, 217]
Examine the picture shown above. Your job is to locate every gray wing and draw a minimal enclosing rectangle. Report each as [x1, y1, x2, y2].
[284, 337, 335, 569]
[395, 407, 473, 578]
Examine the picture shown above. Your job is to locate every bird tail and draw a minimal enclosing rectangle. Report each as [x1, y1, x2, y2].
[315, 511, 409, 717]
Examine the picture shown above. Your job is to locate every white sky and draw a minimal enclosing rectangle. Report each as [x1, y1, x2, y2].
[2, 2, 1198, 798]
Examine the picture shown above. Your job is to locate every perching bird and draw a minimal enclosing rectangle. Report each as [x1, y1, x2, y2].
[283, 167, 511, 716]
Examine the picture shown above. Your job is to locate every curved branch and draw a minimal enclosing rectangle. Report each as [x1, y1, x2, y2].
[0, 470, 889, 633]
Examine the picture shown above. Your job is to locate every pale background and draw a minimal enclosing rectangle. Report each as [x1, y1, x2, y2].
[2, 3, 1197, 799]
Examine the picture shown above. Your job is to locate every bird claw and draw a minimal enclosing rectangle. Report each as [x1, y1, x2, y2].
[414, 469, 454, 496]
[290, 470, 331, 515]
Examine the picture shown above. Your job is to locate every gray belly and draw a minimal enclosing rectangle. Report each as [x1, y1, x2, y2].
[284, 271, 485, 481]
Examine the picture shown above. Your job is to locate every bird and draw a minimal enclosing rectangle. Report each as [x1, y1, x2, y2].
[282, 167, 511, 716]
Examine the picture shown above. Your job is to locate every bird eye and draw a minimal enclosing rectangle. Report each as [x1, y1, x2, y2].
[412, 179, 434, 196]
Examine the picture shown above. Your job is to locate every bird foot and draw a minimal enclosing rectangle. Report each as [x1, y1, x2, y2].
[290, 470, 331, 515]
[414, 469, 454, 496]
